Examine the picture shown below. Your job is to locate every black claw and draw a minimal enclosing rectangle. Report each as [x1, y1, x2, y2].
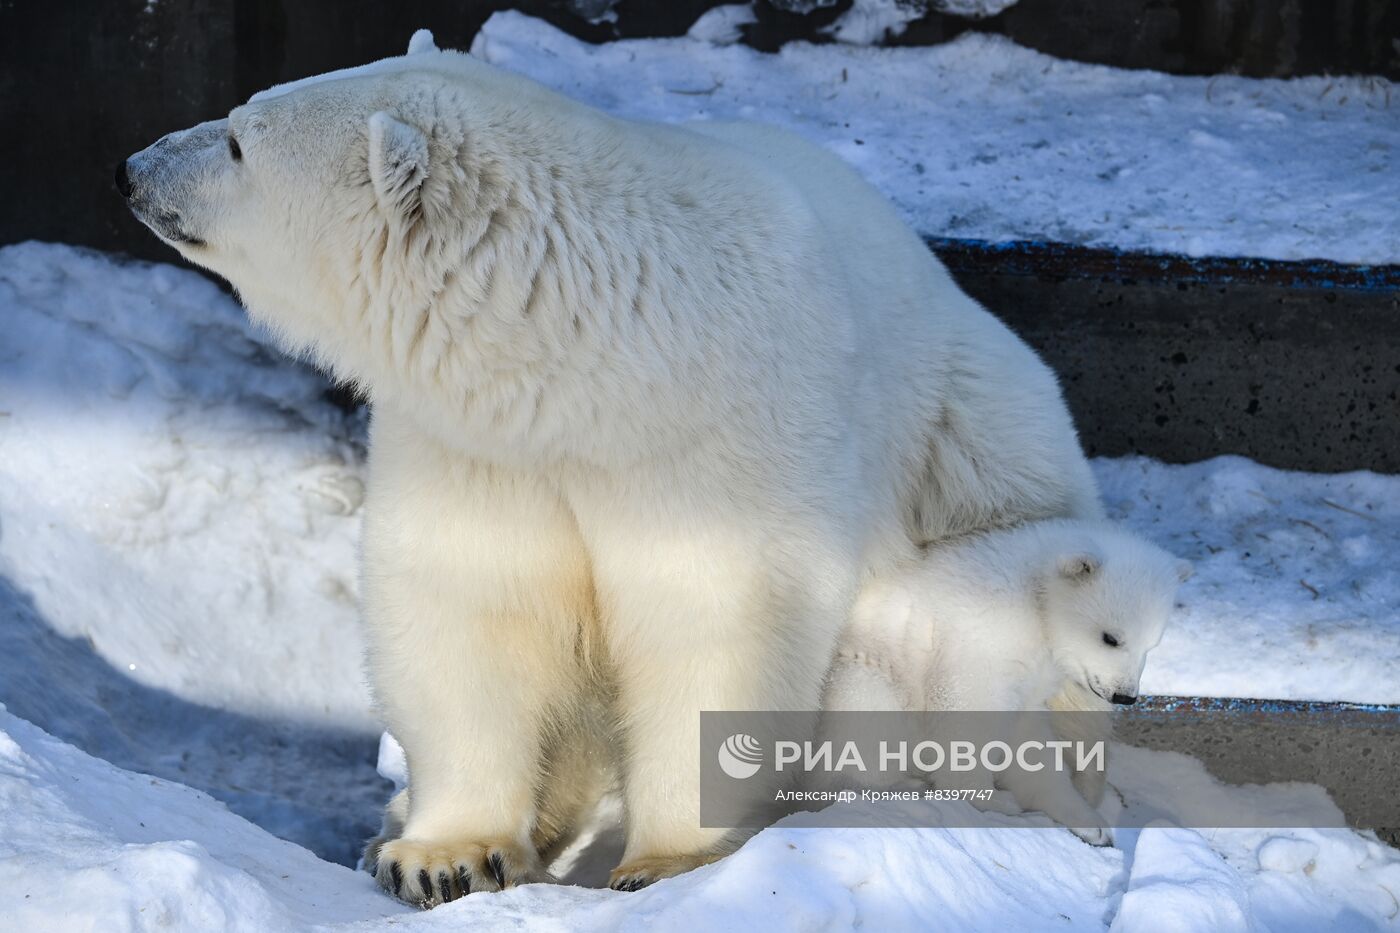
[437, 871, 453, 903]
[487, 852, 508, 888]
[418, 869, 433, 902]
[457, 866, 473, 896]
[389, 861, 403, 896]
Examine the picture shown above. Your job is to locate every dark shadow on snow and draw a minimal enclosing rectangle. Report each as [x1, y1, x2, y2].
[0, 573, 390, 866]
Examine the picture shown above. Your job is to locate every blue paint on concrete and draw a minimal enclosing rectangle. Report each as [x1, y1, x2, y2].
[926, 236, 1400, 293]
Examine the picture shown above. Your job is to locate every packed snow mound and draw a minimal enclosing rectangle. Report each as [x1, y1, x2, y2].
[5, 707, 1399, 932]
[473, 11, 1400, 265]
[1111, 824, 1255, 933]
[0, 708, 408, 932]
[0, 242, 370, 728]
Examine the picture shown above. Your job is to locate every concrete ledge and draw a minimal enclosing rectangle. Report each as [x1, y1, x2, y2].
[933, 238, 1400, 473]
[1126, 696, 1399, 844]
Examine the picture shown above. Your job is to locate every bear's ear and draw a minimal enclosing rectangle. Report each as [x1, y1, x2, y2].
[1175, 559, 1195, 583]
[1057, 552, 1101, 582]
[367, 112, 430, 216]
[406, 29, 438, 55]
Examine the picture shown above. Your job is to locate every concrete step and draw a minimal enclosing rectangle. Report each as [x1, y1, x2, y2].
[933, 237, 1400, 474]
[1124, 694, 1399, 843]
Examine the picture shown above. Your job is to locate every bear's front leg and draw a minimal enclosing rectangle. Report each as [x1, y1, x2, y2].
[1048, 681, 1113, 807]
[573, 476, 855, 891]
[1000, 712, 1113, 847]
[360, 415, 596, 907]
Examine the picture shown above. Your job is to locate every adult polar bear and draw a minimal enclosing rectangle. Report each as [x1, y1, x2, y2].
[120, 31, 1100, 903]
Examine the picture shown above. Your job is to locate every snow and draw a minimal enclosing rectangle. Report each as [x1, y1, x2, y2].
[0, 709, 407, 932]
[0, 242, 385, 864]
[931, 0, 1021, 17]
[1098, 456, 1400, 705]
[1110, 824, 1255, 933]
[766, 0, 1019, 24]
[471, 11, 1400, 265]
[688, 4, 757, 45]
[5, 706, 1399, 932]
[824, 0, 1023, 43]
[825, 0, 929, 44]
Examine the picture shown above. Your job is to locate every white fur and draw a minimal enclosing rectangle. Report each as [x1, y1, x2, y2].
[123, 36, 1102, 899]
[823, 519, 1187, 844]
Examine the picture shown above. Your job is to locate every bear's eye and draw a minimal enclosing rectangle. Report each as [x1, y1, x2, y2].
[1102, 633, 1121, 648]
[228, 134, 242, 162]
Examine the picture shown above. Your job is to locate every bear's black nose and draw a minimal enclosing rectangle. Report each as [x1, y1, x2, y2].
[115, 159, 134, 199]
[1111, 693, 1138, 706]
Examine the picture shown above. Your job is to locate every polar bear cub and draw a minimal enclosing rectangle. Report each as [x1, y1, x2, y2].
[823, 519, 1189, 843]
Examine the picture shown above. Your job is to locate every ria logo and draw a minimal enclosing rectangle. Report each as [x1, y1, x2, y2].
[718, 733, 763, 779]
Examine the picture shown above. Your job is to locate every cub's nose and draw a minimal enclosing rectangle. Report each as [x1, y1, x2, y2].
[115, 159, 134, 199]
[1111, 693, 1138, 706]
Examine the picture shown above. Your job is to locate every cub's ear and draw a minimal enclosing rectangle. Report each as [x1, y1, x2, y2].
[1057, 552, 1101, 582]
[407, 29, 438, 55]
[1175, 559, 1195, 583]
[367, 112, 429, 216]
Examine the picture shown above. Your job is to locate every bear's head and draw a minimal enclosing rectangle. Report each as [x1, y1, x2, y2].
[116, 30, 572, 398]
[1038, 526, 1191, 707]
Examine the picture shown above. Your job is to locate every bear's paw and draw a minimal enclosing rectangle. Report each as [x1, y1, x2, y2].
[608, 852, 723, 892]
[369, 836, 549, 908]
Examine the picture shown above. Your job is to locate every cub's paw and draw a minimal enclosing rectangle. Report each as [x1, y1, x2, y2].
[371, 837, 549, 908]
[608, 852, 721, 892]
[1071, 825, 1114, 847]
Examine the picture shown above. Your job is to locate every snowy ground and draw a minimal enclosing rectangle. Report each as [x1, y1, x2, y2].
[473, 10, 1399, 266]
[1100, 457, 1400, 705]
[1, 237, 1396, 928]
[5, 706, 1399, 932]
[0, 243, 383, 866]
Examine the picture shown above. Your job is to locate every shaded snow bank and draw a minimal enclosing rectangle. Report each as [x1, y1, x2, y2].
[473, 11, 1399, 265]
[0, 242, 370, 728]
[0, 242, 386, 862]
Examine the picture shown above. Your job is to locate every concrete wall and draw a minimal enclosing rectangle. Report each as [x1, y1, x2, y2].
[937, 240, 1400, 473]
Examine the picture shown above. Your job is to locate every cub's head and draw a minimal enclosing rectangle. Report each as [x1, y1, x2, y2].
[1039, 525, 1191, 707]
